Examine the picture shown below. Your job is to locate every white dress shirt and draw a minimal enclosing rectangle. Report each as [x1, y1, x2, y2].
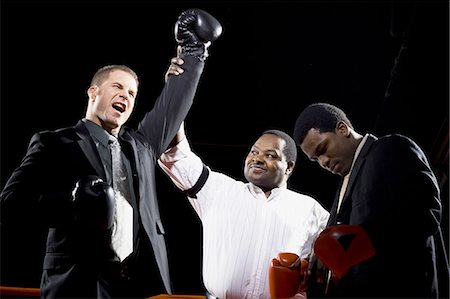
[159, 138, 330, 299]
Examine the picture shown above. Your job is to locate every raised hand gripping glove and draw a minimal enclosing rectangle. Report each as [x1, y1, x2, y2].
[314, 224, 376, 278]
[72, 175, 115, 231]
[269, 252, 309, 298]
[174, 8, 223, 61]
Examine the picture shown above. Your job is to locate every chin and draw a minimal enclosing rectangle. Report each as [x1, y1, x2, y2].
[112, 118, 125, 128]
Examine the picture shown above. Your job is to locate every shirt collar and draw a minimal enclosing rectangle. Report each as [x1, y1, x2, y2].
[82, 118, 112, 148]
[247, 182, 287, 201]
[348, 133, 369, 175]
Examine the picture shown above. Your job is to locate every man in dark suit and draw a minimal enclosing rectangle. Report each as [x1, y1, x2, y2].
[293, 103, 444, 298]
[0, 8, 221, 299]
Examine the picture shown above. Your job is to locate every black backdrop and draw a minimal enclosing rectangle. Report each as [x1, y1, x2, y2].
[1, 0, 448, 296]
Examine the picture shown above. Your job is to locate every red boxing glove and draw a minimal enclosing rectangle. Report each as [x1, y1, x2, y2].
[269, 252, 309, 298]
[314, 224, 376, 278]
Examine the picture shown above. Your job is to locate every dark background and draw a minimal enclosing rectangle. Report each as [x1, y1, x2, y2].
[1, 0, 449, 296]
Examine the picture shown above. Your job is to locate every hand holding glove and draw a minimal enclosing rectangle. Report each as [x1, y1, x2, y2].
[174, 8, 223, 61]
[72, 175, 115, 231]
[269, 252, 309, 298]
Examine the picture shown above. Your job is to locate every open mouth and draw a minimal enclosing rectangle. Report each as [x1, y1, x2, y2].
[112, 103, 125, 113]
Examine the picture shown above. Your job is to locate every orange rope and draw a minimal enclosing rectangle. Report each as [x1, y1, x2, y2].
[0, 286, 40, 297]
[0, 287, 204, 299]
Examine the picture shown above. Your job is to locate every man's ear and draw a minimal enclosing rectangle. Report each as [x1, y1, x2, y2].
[286, 161, 295, 176]
[87, 86, 98, 100]
[336, 121, 351, 137]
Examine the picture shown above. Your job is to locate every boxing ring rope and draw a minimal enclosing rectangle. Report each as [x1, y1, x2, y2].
[0, 286, 40, 297]
[0, 286, 204, 299]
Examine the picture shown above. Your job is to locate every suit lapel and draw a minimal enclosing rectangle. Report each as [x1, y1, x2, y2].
[328, 191, 341, 225]
[75, 121, 107, 180]
[337, 135, 378, 221]
[119, 129, 141, 204]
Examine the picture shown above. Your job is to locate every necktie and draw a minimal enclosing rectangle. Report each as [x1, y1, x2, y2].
[109, 136, 133, 261]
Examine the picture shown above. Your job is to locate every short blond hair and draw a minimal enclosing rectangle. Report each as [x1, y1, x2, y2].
[90, 65, 139, 87]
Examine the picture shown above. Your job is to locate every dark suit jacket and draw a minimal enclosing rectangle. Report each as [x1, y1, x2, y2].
[326, 134, 442, 298]
[0, 55, 204, 298]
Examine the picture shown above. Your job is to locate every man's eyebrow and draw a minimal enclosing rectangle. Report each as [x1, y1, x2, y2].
[265, 149, 278, 154]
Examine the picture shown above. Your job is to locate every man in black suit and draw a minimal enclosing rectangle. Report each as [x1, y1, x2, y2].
[0, 8, 221, 299]
[293, 103, 444, 298]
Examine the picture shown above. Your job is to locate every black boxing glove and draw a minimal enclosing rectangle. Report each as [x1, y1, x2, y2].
[72, 175, 115, 231]
[174, 8, 223, 61]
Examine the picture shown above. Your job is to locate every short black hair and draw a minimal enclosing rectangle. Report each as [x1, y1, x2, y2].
[293, 103, 353, 145]
[262, 129, 297, 164]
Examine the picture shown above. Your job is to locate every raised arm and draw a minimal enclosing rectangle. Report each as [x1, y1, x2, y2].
[136, 9, 222, 156]
[158, 122, 203, 191]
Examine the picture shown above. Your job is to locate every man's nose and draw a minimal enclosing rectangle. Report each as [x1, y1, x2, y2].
[119, 91, 129, 101]
[252, 155, 263, 163]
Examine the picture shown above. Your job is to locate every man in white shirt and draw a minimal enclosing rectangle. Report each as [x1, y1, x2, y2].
[159, 121, 329, 299]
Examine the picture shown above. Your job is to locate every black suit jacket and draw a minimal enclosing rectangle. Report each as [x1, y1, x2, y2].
[326, 134, 442, 298]
[0, 55, 204, 298]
